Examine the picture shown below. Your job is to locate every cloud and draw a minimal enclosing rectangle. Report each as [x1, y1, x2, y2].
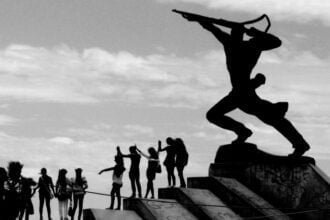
[0, 43, 328, 112]
[157, 0, 330, 25]
[0, 114, 17, 126]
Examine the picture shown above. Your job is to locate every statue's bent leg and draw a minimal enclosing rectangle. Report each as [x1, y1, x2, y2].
[257, 112, 310, 156]
[206, 94, 252, 143]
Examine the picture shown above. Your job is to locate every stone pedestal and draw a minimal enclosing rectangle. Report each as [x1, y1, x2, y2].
[209, 143, 330, 220]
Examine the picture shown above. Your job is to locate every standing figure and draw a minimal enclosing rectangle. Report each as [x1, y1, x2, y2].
[118, 145, 142, 198]
[158, 138, 176, 187]
[99, 149, 126, 210]
[0, 167, 7, 219]
[55, 169, 72, 220]
[33, 168, 55, 220]
[137, 143, 160, 199]
[19, 178, 37, 220]
[181, 13, 310, 157]
[175, 138, 189, 188]
[71, 168, 88, 220]
[3, 161, 25, 220]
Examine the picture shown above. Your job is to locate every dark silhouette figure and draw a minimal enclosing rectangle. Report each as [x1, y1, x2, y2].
[182, 14, 310, 157]
[175, 138, 189, 187]
[55, 169, 72, 220]
[71, 168, 88, 220]
[158, 138, 176, 187]
[118, 145, 142, 198]
[99, 148, 126, 210]
[33, 168, 55, 220]
[3, 161, 25, 220]
[0, 167, 8, 219]
[137, 143, 160, 199]
[19, 177, 37, 220]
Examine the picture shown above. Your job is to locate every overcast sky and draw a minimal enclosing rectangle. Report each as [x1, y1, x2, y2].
[0, 0, 330, 218]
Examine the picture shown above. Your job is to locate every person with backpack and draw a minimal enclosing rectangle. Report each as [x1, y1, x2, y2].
[99, 148, 126, 210]
[71, 168, 88, 220]
[33, 168, 55, 220]
[55, 169, 72, 220]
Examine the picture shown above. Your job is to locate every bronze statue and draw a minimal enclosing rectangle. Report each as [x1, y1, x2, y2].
[174, 10, 310, 157]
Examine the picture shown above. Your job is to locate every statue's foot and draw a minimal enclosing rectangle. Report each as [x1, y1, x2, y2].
[288, 144, 310, 158]
[232, 129, 252, 144]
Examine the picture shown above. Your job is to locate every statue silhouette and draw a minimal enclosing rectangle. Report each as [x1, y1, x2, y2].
[179, 12, 310, 157]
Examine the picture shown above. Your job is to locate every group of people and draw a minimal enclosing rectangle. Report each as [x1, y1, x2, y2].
[98, 137, 189, 210]
[0, 162, 88, 220]
[0, 137, 189, 219]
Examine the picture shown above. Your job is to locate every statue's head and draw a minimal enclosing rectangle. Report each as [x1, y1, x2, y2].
[231, 27, 244, 41]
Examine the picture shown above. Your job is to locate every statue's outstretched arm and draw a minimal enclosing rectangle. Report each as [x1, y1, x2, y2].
[199, 21, 230, 44]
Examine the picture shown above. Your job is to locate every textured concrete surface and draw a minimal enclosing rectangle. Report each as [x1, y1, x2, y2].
[83, 209, 142, 220]
[159, 187, 241, 220]
[210, 143, 330, 219]
[124, 198, 198, 220]
[188, 177, 289, 220]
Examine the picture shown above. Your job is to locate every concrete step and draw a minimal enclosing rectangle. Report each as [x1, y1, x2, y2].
[188, 176, 290, 220]
[124, 198, 198, 220]
[83, 209, 142, 220]
[159, 187, 242, 220]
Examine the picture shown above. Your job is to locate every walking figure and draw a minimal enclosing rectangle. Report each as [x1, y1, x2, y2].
[178, 11, 310, 157]
[99, 147, 126, 210]
[117, 145, 142, 198]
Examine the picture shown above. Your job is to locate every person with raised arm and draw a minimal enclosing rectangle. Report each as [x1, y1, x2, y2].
[99, 148, 126, 210]
[136, 142, 160, 199]
[158, 138, 176, 187]
[117, 145, 142, 198]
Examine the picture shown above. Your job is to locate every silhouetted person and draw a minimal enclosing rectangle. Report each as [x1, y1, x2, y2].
[175, 138, 189, 187]
[137, 143, 160, 199]
[71, 168, 88, 220]
[158, 138, 176, 187]
[99, 148, 126, 210]
[55, 169, 72, 220]
[118, 145, 142, 198]
[183, 15, 310, 157]
[19, 177, 37, 220]
[33, 168, 55, 220]
[3, 161, 25, 220]
[0, 167, 7, 219]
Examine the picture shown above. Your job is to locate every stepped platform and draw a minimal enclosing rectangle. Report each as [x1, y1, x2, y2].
[84, 143, 330, 220]
[210, 143, 330, 220]
[83, 209, 142, 220]
[159, 187, 241, 220]
[123, 197, 198, 220]
[188, 176, 289, 219]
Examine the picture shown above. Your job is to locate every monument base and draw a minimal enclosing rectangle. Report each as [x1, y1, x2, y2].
[209, 143, 330, 220]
